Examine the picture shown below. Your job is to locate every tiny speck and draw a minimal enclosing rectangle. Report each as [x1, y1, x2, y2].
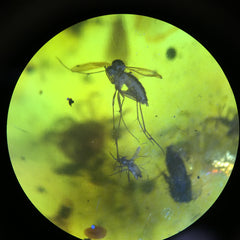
[37, 186, 46, 193]
[26, 65, 35, 73]
[155, 115, 158, 117]
[197, 176, 200, 179]
[67, 98, 74, 106]
[166, 47, 177, 60]
[91, 225, 96, 229]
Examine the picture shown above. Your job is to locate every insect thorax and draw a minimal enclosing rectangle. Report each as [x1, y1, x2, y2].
[119, 157, 129, 165]
[105, 59, 126, 84]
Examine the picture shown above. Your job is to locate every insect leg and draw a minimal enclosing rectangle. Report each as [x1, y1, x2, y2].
[117, 91, 139, 142]
[112, 90, 117, 134]
[116, 91, 123, 133]
[137, 102, 165, 154]
[110, 167, 128, 176]
[137, 102, 152, 141]
[127, 170, 130, 182]
[112, 90, 120, 159]
[136, 101, 148, 139]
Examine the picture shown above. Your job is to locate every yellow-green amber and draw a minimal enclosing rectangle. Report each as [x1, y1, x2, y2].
[7, 14, 238, 240]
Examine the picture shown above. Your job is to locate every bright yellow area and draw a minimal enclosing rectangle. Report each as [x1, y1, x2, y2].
[7, 14, 238, 240]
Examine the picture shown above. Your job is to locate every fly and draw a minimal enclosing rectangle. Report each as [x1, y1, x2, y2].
[57, 58, 165, 154]
[105, 60, 162, 156]
[110, 146, 142, 181]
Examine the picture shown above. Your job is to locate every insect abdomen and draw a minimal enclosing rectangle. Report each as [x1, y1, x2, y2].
[124, 73, 148, 105]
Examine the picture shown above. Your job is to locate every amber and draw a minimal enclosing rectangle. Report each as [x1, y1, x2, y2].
[7, 14, 238, 240]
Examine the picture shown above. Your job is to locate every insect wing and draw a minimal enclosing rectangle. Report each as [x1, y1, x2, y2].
[71, 62, 110, 73]
[127, 66, 162, 79]
[132, 147, 141, 160]
[57, 57, 109, 74]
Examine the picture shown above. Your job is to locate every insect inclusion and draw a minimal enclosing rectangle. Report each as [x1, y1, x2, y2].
[110, 146, 142, 181]
[58, 58, 165, 179]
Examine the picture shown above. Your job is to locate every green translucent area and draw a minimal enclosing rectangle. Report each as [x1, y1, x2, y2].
[7, 14, 238, 240]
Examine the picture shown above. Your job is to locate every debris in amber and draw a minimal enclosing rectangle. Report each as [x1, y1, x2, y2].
[84, 225, 107, 239]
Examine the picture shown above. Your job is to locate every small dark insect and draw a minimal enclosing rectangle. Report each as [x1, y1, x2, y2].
[84, 225, 107, 239]
[162, 145, 192, 202]
[110, 146, 142, 181]
[36, 185, 46, 193]
[67, 97, 74, 106]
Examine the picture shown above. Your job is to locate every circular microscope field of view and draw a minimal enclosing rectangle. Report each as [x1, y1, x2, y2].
[7, 14, 239, 240]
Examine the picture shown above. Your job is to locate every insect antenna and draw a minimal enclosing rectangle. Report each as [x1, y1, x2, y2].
[57, 57, 72, 71]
